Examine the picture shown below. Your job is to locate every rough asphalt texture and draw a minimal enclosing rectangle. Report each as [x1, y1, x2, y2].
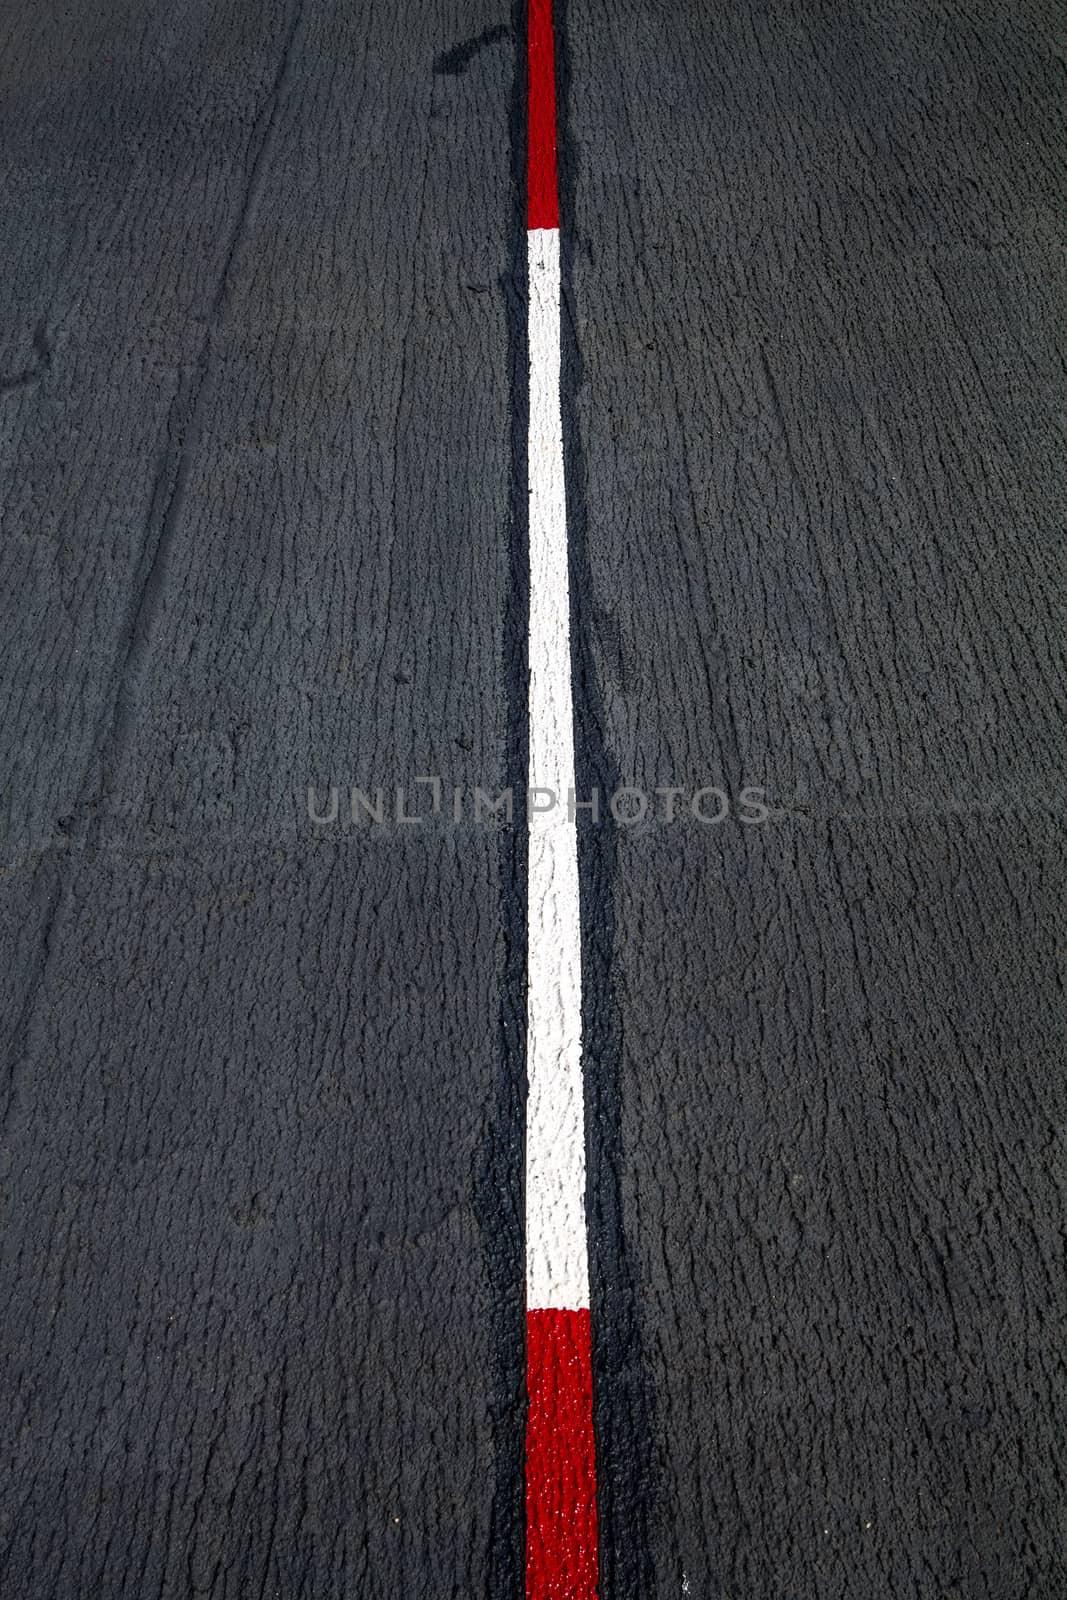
[1, 1, 1064, 1597]
[2, 1, 521, 1595]
[562, 2, 1067, 1596]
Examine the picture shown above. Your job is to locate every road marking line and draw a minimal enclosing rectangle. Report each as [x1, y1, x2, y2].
[524, 0, 600, 1594]
[526, 223, 587, 1314]
[527, 0, 560, 230]
[526, 1308, 598, 1596]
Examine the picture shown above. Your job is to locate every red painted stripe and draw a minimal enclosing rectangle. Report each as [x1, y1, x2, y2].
[528, 0, 559, 229]
[526, 1309, 599, 1598]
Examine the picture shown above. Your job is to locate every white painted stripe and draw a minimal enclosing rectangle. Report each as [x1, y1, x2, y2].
[525, 226, 589, 1313]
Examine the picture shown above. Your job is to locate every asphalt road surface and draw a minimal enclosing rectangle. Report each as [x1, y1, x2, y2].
[1, 1, 1065, 1597]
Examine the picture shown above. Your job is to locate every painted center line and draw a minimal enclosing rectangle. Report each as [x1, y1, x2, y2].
[524, 0, 599, 1595]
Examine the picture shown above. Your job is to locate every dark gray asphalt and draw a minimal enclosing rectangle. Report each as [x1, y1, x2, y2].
[562, 1, 1067, 1596]
[1, 0, 1064, 1596]
[1, 1, 521, 1595]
